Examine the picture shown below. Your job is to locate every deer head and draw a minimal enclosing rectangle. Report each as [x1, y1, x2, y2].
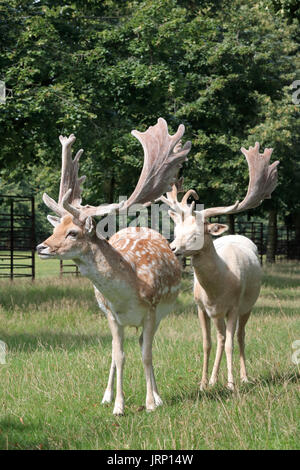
[37, 214, 98, 260]
[165, 142, 279, 256]
[37, 119, 191, 260]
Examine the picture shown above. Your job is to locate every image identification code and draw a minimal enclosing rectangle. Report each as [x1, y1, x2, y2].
[107, 454, 194, 467]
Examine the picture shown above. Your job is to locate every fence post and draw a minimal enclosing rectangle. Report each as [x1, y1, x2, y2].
[0, 195, 36, 280]
[10, 199, 14, 280]
[31, 196, 35, 280]
[260, 222, 263, 265]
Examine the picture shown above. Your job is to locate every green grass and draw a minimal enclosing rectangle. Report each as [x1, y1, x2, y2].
[0, 263, 299, 449]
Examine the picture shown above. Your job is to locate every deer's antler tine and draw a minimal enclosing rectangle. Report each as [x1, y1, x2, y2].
[237, 145, 279, 212]
[176, 177, 185, 192]
[166, 183, 178, 204]
[202, 143, 279, 219]
[182, 189, 199, 206]
[61, 189, 81, 220]
[159, 180, 199, 217]
[58, 135, 84, 207]
[43, 193, 65, 217]
[43, 119, 191, 223]
[265, 160, 280, 198]
[123, 118, 191, 209]
[158, 184, 182, 213]
[73, 148, 84, 163]
[43, 133, 87, 221]
[203, 201, 239, 219]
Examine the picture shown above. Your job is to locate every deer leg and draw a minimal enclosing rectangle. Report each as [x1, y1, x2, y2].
[101, 340, 116, 404]
[197, 307, 211, 390]
[209, 317, 226, 386]
[237, 311, 251, 383]
[105, 313, 125, 415]
[139, 328, 163, 407]
[141, 311, 159, 411]
[225, 310, 238, 391]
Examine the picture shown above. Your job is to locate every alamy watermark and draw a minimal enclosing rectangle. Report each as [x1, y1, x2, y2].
[291, 340, 300, 365]
[0, 80, 6, 104]
[291, 80, 300, 105]
[95, 200, 205, 251]
[0, 340, 7, 364]
[0, 81, 13, 104]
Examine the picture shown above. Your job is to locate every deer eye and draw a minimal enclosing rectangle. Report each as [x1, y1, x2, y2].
[67, 230, 78, 238]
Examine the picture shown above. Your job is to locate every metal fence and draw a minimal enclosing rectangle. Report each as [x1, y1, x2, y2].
[60, 260, 79, 277]
[0, 195, 35, 279]
[208, 217, 264, 263]
[184, 217, 299, 267]
[276, 225, 300, 262]
[0, 196, 298, 280]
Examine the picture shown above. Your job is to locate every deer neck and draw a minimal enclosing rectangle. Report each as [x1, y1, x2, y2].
[192, 236, 228, 300]
[74, 236, 137, 301]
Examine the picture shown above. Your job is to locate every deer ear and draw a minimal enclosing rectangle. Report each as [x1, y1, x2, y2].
[47, 215, 61, 227]
[85, 216, 95, 235]
[168, 210, 181, 225]
[207, 223, 228, 236]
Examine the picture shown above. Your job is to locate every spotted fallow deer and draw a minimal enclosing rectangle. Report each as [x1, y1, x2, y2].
[163, 143, 279, 390]
[36, 118, 191, 414]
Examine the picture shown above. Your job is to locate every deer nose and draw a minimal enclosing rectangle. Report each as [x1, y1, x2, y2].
[171, 245, 183, 256]
[36, 243, 47, 254]
[170, 241, 177, 252]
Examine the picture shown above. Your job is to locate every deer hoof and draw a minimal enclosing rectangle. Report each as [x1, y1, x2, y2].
[113, 402, 124, 415]
[200, 381, 208, 391]
[208, 379, 217, 387]
[146, 403, 156, 412]
[226, 382, 235, 391]
[153, 392, 163, 407]
[241, 377, 250, 384]
[101, 390, 114, 404]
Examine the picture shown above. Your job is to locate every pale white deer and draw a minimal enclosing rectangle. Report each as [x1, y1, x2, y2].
[163, 143, 279, 390]
[37, 118, 191, 414]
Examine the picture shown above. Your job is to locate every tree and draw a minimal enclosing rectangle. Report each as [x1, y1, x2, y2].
[246, 88, 300, 261]
[270, 0, 300, 22]
[0, 0, 299, 254]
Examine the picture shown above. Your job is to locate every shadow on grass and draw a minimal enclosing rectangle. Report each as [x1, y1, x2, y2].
[169, 370, 299, 405]
[0, 329, 140, 352]
[0, 283, 98, 312]
[0, 417, 50, 450]
[173, 300, 195, 317]
[0, 330, 115, 352]
[264, 263, 300, 275]
[168, 381, 236, 405]
[253, 305, 299, 317]
[262, 274, 300, 290]
[254, 370, 299, 386]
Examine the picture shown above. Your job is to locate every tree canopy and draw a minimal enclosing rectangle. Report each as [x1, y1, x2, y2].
[0, 0, 299, 240]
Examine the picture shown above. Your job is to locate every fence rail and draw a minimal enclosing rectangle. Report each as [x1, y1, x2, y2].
[60, 260, 80, 277]
[0, 195, 35, 280]
[0, 197, 298, 280]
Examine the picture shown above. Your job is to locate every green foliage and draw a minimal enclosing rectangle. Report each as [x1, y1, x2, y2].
[0, 0, 299, 225]
[246, 88, 300, 214]
[271, 0, 300, 21]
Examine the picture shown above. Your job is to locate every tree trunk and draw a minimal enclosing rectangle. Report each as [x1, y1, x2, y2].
[108, 174, 115, 204]
[227, 214, 235, 234]
[294, 210, 300, 260]
[294, 210, 300, 246]
[266, 208, 277, 263]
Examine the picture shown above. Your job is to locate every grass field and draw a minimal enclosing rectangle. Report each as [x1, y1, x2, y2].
[0, 259, 299, 450]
